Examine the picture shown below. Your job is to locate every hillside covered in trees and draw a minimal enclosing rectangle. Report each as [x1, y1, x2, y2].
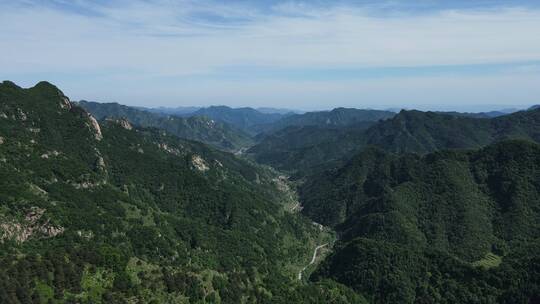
[302, 140, 540, 303]
[0, 81, 360, 303]
[1, 80, 539, 303]
[249, 108, 540, 176]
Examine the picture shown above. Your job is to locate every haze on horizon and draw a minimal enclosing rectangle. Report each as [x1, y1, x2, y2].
[1, 0, 540, 112]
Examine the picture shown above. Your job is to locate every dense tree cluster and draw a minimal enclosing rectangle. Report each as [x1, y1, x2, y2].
[0, 81, 349, 303]
[2, 80, 540, 303]
[250, 107, 540, 177]
[303, 140, 540, 303]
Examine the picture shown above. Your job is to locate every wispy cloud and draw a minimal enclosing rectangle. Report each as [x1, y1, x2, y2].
[1, 0, 539, 109]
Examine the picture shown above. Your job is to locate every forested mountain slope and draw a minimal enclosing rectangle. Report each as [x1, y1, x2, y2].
[363, 109, 540, 154]
[78, 101, 253, 152]
[0, 81, 360, 304]
[246, 108, 395, 175]
[249, 108, 540, 176]
[247, 124, 370, 176]
[305, 141, 540, 303]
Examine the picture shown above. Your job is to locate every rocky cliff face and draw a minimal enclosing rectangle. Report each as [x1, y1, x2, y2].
[86, 113, 103, 140]
[192, 154, 210, 172]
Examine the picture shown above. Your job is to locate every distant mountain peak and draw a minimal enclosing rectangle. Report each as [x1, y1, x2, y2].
[31, 81, 67, 97]
[1, 80, 21, 89]
[33, 80, 58, 89]
[78, 100, 254, 151]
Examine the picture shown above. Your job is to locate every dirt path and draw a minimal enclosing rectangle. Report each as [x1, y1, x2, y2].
[298, 243, 328, 280]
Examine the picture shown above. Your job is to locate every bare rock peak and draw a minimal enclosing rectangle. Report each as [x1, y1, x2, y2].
[86, 114, 103, 141]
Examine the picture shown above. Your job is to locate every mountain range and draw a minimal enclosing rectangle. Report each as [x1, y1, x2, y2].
[258, 107, 395, 135]
[184, 106, 290, 135]
[1, 80, 539, 303]
[0, 81, 358, 303]
[249, 108, 540, 176]
[78, 101, 253, 152]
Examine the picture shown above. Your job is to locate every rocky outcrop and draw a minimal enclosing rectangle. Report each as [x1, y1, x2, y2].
[76, 230, 94, 240]
[273, 175, 291, 192]
[118, 118, 133, 130]
[40, 150, 60, 159]
[87, 114, 103, 141]
[71, 179, 107, 189]
[0, 207, 64, 243]
[105, 117, 133, 130]
[60, 96, 72, 110]
[96, 156, 106, 170]
[158, 143, 182, 156]
[192, 155, 209, 172]
[16, 108, 27, 121]
[29, 184, 48, 197]
[94, 148, 107, 172]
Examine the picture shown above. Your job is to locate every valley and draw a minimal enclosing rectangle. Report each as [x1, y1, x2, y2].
[298, 243, 328, 281]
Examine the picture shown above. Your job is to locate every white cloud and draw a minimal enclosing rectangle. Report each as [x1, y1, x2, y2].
[2, 1, 540, 73]
[0, 1, 539, 109]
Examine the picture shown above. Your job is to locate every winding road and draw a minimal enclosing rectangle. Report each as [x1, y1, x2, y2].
[298, 243, 328, 280]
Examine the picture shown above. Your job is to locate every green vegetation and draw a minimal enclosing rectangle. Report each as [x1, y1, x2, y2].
[247, 108, 396, 176]
[249, 108, 540, 176]
[0, 81, 359, 303]
[2, 80, 540, 303]
[302, 140, 540, 303]
[472, 252, 502, 269]
[247, 125, 367, 176]
[362, 109, 540, 153]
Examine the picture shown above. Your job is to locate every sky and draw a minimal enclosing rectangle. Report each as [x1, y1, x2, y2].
[1, 0, 540, 112]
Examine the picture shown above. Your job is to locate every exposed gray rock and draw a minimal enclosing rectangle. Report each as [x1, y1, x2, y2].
[41, 150, 60, 159]
[0, 207, 64, 243]
[60, 96, 72, 110]
[158, 143, 181, 156]
[192, 155, 209, 172]
[16, 108, 27, 121]
[71, 179, 107, 189]
[87, 114, 103, 141]
[118, 118, 133, 130]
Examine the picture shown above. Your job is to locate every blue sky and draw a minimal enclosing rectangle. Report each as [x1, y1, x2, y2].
[1, 0, 540, 111]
